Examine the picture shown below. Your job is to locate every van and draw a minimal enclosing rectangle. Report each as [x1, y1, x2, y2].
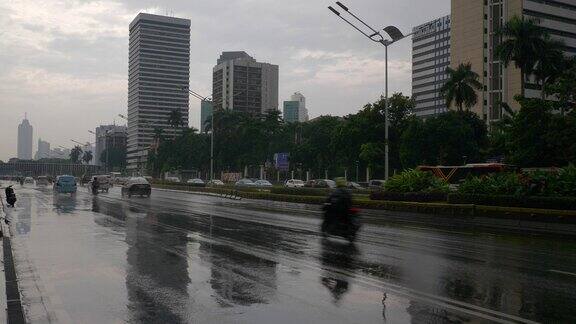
[54, 175, 77, 194]
[91, 175, 112, 193]
[37, 176, 50, 186]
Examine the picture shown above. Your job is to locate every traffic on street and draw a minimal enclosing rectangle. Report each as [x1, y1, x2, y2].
[2, 182, 576, 323]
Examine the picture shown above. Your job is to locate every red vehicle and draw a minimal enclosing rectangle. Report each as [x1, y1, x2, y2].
[417, 163, 518, 184]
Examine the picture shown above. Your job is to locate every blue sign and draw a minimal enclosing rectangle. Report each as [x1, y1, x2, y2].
[274, 153, 290, 171]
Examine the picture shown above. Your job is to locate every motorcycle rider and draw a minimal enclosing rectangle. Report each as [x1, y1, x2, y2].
[322, 177, 353, 234]
[91, 176, 100, 194]
[5, 185, 16, 207]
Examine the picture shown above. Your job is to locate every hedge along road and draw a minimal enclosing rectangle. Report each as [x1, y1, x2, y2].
[5, 183, 576, 323]
[154, 184, 576, 236]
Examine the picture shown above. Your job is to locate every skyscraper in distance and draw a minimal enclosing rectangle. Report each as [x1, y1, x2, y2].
[17, 116, 33, 160]
[200, 100, 213, 133]
[212, 51, 279, 115]
[411, 15, 451, 118]
[126, 13, 191, 173]
[283, 92, 309, 123]
[35, 138, 50, 160]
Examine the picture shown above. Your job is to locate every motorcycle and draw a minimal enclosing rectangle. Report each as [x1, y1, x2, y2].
[321, 204, 361, 242]
[5, 186, 16, 207]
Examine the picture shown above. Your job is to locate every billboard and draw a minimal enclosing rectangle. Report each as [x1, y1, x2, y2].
[274, 153, 290, 171]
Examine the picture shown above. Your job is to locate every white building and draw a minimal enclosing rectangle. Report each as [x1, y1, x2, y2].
[35, 138, 50, 160]
[17, 117, 33, 160]
[411, 15, 451, 117]
[283, 92, 309, 123]
[212, 51, 279, 115]
[126, 13, 191, 173]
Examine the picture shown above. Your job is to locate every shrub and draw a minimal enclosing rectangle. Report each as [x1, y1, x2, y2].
[448, 193, 576, 210]
[270, 187, 330, 196]
[370, 191, 448, 202]
[384, 169, 449, 193]
[458, 172, 527, 196]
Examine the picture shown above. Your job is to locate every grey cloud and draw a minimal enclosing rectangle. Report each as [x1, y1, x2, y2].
[0, 0, 449, 160]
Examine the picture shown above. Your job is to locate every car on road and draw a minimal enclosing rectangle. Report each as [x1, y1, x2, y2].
[36, 176, 50, 186]
[368, 179, 386, 189]
[305, 179, 336, 189]
[254, 179, 273, 188]
[24, 177, 34, 184]
[165, 176, 181, 183]
[285, 179, 305, 188]
[207, 179, 225, 187]
[186, 178, 206, 187]
[53, 175, 77, 194]
[347, 181, 364, 190]
[121, 177, 151, 198]
[90, 175, 112, 193]
[235, 178, 256, 188]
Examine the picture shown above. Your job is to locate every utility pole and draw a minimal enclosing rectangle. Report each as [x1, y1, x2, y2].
[328, 2, 416, 180]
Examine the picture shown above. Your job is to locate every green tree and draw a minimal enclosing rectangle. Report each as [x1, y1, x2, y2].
[533, 36, 565, 99]
[495, 16, 547, 97]
[440, 63, 482, 112]
[359, 142, 384, 172]
[82, 151, 93, 165]
[167, 109, 184, 131]
[545, 57, 576, 115]
[100, 147, 127, 170]
[70, 146, 83, 164]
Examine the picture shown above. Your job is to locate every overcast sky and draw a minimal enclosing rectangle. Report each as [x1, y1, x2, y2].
[0, 0, 449, 161]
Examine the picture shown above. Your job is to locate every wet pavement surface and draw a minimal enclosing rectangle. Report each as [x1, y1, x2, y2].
[2, 182, 576, 323]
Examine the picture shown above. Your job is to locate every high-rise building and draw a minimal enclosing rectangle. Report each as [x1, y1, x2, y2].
[450, 0, 576, 124]
[212, 51, 279, 115]
[94, 125, 127, 167]
[200, 100, 213, 133]
[34, 138, 50, 160]
[17, 117, 33, 160]
[283, 101, 299, 123]
[127, 13, 191, 172]
[283, 92, 309, 123]
[412, 15, 451, 117]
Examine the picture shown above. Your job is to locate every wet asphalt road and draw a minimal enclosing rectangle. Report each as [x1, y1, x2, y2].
[2, 183, 576, 323]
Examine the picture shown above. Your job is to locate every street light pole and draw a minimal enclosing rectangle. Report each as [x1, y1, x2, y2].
[329, 2, 416, 180]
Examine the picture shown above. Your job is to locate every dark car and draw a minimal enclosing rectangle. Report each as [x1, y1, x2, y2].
[121, 177, 151, 198]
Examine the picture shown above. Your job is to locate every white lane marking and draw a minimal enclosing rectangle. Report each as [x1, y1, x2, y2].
[549, 269, 576, 277]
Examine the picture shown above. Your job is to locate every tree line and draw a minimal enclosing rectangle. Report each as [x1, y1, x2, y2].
[148, 16, 575, 179]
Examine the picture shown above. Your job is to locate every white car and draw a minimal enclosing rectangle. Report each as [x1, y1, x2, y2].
[24, 177, 34, 184]
[165, 176, 181, 183]
[254, 179, 273, 188]
[285, 179, 305, 188]
[187, 178, 205, 186]
[207, 179, 225, 186]
[235, 178, 255, 187]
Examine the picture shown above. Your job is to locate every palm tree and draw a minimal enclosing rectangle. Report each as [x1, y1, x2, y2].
[167, 109, 184, 130]
[495, 16, 547, 97]
[82, 151, 93, 165]
[70, 146, 83, 164]
[534, 36, 566, 99]
[440, 63, 483, 112]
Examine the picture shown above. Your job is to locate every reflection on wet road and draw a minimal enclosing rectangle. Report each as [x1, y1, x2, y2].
[4, 183, 576, 323]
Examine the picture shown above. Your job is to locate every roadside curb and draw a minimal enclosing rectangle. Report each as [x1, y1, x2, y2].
[0, 192, 26, 324]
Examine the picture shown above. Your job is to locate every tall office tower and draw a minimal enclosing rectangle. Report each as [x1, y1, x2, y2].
[17, 116, 33, 160]
[283, 92, 309, 123]
[451, 0, 576, 124]
[212, 51, 279, 115]
[412, 15, 451, 117]
[200, 100, 213, 133]
[34, 138, 50, 160]
[126, 13, 191, 173]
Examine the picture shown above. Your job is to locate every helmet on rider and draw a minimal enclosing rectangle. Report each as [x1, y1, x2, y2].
[335, 177, 347, 188]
